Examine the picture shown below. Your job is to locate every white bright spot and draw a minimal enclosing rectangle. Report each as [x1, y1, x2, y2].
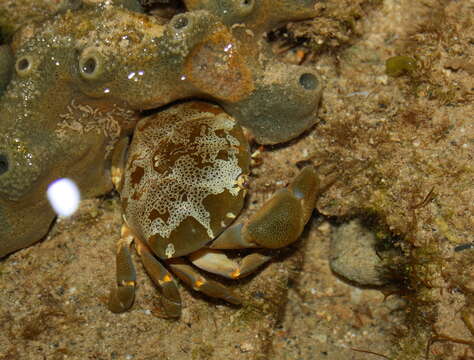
[47, 178, 81, 217]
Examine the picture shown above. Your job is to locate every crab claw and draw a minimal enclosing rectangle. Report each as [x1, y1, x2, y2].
[211, 166, 319, 249]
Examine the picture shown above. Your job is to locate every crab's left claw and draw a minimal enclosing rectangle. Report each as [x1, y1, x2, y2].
[187, 166, 319, 280]
[211, 166, 319, 250]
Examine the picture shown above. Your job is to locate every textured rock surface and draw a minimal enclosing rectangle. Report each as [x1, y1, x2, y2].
[330, 220, 387, 286]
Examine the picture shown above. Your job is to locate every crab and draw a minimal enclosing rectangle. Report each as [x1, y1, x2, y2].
[107, 101, 320, 316]
[0, 0, 323, 315]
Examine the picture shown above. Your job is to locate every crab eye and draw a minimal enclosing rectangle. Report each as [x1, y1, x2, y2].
[0, 154, 9, 176]
[15, 55, 33, 76]
[78, 48, 104, 80]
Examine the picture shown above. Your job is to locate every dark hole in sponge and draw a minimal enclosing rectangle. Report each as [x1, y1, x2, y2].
[82, 57, 96, 74]
[299, 73, 318, 90]
[18, 58, 29, 71]
[173, 16, 188, 29]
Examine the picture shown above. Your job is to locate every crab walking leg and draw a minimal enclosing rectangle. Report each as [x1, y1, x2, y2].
[108, 225, 137, 313]
[167, 259, 241, 305]
[136, 241, 182, 318]
[189, 249, 271, 279]
[211, 166, 319, 250]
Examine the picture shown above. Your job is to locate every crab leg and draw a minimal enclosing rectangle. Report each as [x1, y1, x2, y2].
[211, 166, 319, 250]
[189, 249, 271, 279]
[110, 136, 130, 192]
[136, 241, 182, 318]
[167, 259, 241, 305]
[108, 225, 137, 313]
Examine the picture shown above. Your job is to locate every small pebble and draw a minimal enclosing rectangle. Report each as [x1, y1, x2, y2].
[330, 219, 388, 286]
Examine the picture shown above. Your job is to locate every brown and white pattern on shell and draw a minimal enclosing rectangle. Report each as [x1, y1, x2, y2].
[121, 106, 246, 246]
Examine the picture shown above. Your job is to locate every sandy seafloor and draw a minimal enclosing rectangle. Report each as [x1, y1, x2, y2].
[1, 0, 473, 359]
